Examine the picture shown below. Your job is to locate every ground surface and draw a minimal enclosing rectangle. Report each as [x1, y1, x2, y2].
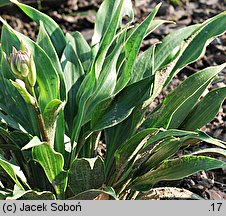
[0, 0, 226, 199]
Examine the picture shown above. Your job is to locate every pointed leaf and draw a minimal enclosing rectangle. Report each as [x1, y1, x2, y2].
[92, 0, 133, 48]
[192, 148, 226, 158]
[11, 0, 66, 56]
[147, 64, 226, 129]
[115, 128, 159, 175]
[166, 11, 226, 85]
[37, 21, 66, 101]
[68, 32, 91, 72]
[180, 87, 226, 130]
[91, 76, 153, 131]
[132, 156, 226, 191]
[115, 3, 161, 93]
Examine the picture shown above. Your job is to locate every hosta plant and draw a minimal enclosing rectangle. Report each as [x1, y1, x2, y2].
[0, 0, 226, 200]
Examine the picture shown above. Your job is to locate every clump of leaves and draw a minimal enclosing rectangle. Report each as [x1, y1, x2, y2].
[0, 0, 226, 200]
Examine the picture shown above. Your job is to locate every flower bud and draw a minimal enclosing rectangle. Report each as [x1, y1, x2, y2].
[9, 42, 36, 87]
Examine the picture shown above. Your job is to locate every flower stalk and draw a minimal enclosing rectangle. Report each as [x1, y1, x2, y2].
[8, 41, 49, 143]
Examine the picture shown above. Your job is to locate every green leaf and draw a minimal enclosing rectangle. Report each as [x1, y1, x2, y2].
[93, 0, 126, 77]
[154, 24, 200, 71]
[0, 21, 60, 113]
[91, 76, 153, 131]
[32, 143, 65, 198]
[141, 129, 197, 149]
[68, 32, 91, 72]
[7, 185, 56, 200]
[92, 0, 134, 50]
[139, 137, 182, 173]
[147, 64, 226, 129]
[0, 157, 24, 189]
[132, 156, 226, 191]
[180, 87, 226, 130]
[115, 3, 161, 93]
[105, 105, 147, 174]
[43, 99, 64, 148]
[192, 148, 226, 158]
[83, 36, 124, 124]
[115, 128, 159, 176]
[0, 0, 10, 7]
[141, 129, 226, 153]
[37, 21, 66, 101]
[68, 187, 117, 200]
[166, 11, 226, 85]
[11, 0, 66, 56]
[68, 157, 105, 195]
[130, 45, 155, 84]
[61, 41, 84, 135]
[182, 130, 226, 149]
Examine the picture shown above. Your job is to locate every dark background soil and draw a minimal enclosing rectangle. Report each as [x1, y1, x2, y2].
[0, 0, 226, 199]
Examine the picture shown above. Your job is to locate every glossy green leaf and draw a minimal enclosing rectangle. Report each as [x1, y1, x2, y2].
[61, 41, 84, 135]
[141, 129, 196, 149]
[166, 11, 226, 85]
[130, 45, 155, 84]
[147, 64, 226, 129]
[93, 0, 125, 77]
[32, 143, 65, 198]
[180, 87, 226, 130]
[68, 157, 105, 195]
[154, 24, 200, 71]
[83, 36, 125, 124]
[92, 0, 133, 49]
[115, 3, 161, 93]
[142, 129, 226, 152]
[139, 137, 182, 173]
[91, 76, 153, 131]
[68, 32, 91, 72]
[132, 156, 226, 191]
[115, 128, 159, 176]
[11, 0, 66, 56]
[181, 130, 226, 149]
[105, 105, 146, 174]
[70, 69, 96, 145]
[62, 39, 84, 94]
[37, 21, 66, 101]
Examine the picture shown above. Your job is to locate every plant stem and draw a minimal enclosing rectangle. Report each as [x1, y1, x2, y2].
[32, 104, 49, 142]
[29, 87, 49, 143]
